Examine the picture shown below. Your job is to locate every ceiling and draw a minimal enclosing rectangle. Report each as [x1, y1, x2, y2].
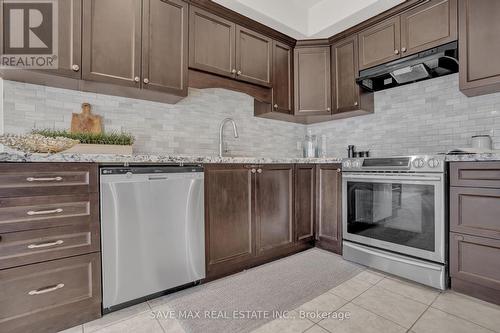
[213, 0, 406, 39]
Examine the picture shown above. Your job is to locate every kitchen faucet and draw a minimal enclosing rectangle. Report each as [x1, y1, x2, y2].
[218, 118, 239, 157]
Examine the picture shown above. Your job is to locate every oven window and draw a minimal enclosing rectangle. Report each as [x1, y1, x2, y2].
[347, 182, 435, 252]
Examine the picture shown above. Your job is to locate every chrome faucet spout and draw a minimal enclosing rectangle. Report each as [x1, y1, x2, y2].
[218, 118, 239, 158]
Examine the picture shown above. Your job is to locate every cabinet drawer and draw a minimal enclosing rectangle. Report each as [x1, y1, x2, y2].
[0, 224, 99, 270]
[0, 253, 101, 333]
[0, 194, 98, 233]
[450, 162, 500, 188]
[450, 187, 500, 239]
[450, 233, 500, 292]
[0, 163, 98, 197]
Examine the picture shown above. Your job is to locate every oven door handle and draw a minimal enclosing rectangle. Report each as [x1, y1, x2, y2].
[342, 174, 442, 182]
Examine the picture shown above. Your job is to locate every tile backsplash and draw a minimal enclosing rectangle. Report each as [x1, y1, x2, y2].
[2, 73, 500, 157]
[309, 73, 500, 157]
[1, 80, 303, 157]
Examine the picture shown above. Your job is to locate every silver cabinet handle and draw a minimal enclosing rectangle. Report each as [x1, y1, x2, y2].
[134, 76, 140, 82]
[257, 169, 263, 174]
[27, 208, 63, 216]
[143, 78, 149, 84]
[401, 47, 407, 53]
[394, 49, 399, 55]
[354, 101, 359, 106]
[326, 107, 331, 111]
[251, 169, 257, 174]
[337, 169, 341, 173]
[71, 64, 80, 72]
[237, 70, 242, 75]
[231, 69, 237, 74]
[455, 235, 464, 241]
[273, 104, 278, 109]
[26, 176, 62, 182]
[28, 240, 64, 249]
[28, 283, 65, 296]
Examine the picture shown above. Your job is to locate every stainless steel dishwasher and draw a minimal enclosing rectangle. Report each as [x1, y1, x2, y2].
[100, 165, 205, 312]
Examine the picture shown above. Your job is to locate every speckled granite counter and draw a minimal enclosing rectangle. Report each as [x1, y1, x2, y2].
[0, 151, 343, 164]
[1, 151, 500, 164]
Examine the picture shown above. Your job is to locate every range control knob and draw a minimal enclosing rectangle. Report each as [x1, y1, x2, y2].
[412, 158, 425, 168]
[353, 160, 362, 168]
[428, 158, 440, 168]
[343, 160, 352, 169]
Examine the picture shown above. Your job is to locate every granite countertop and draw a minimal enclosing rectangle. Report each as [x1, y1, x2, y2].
[1, 151, 500, 164]
[0, 151, 343, 164]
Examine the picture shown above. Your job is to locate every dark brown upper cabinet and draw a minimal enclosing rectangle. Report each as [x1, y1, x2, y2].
[82, 0, 142, 87]
[189, 7, 273, 87]
[315, 164, 342, 254]
[295, 165, 315, 242]
[358, 16, 401, 70]
[51, 0, 82, 79]
[272, 41, 293, 114]
[294, 46, 332, 116]
[142, 0, 188, 96]
[459, 0, 500, 97]
[359, 0, 457, 70]
[189, 6, 236, 79]
[400, 0, 457, 56]
[255, 165, 294, 255]
[235, 26, 273, 87]
[332, 35, 360, 113]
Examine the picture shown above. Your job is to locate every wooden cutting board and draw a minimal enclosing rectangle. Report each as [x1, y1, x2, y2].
[71, 103, 102, 134]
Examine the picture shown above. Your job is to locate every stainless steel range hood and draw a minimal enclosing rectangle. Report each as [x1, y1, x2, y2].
[356, 41, 458, 92]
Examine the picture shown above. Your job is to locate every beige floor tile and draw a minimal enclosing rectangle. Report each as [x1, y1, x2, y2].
[376, 277, 440, 305]
[304, 325, 330, 333]
[58, 325, 83, 333]
[83, 302, 151, 333]
[412, 307, 494, 333]
[352, 285, 428, 328]
[148, 294, 171, 309]
[251, 310, 315, 333]
[150, 304, 185, 333]
[296, 292, 349, 323]
[318, 302, 406, 333]
[92, 312, 164, 333]
[328, 277, 372, 301]
[352, 270, 384, 285]
[432, 291, 500, 332]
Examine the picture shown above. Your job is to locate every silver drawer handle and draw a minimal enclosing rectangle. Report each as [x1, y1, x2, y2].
[28, 283, 65, 296]
[26, 177, 63, 182]
[28, 240, 64, 249]
[27, 208, 63, 216]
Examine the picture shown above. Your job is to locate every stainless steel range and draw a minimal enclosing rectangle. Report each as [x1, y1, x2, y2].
[342, 155, 447, 289]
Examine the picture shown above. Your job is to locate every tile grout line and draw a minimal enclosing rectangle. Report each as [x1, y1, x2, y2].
[427, 305, 499, 333]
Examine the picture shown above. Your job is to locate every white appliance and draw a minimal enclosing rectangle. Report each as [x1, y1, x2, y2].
[100, 166, 205, 312]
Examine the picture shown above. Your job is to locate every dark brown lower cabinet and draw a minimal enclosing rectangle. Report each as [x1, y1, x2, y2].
[204, 164, 312, 280]
[0, 253, 101, 333]
[295, 165, 315, 242]
[450, 162, 500, 305]
[315, 164, 343, 254]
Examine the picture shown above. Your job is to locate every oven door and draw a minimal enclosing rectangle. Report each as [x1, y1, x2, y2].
[342, 172, 445, 263]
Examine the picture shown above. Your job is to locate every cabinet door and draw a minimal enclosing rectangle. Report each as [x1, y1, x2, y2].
[82, 0, 142, 87]
[294, 47, 332, 116]
[316, 164, 342, 254]
[358, 16, 401, 70]
[205, 165, 254, 277]
[51, 0, 82, 79]
[295, 165, 315, 242]
[401, 0, 457, 56]
[189, 7, 236, 78]
[451, 233, 500, 305]
[255, 165, 294, 254]
[459, 0, 500, 96]
[332, 35, 361, 113]
[235, 26, 272, 87]
[142, 0, 188, 96]
[272, 41, 293, 114]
